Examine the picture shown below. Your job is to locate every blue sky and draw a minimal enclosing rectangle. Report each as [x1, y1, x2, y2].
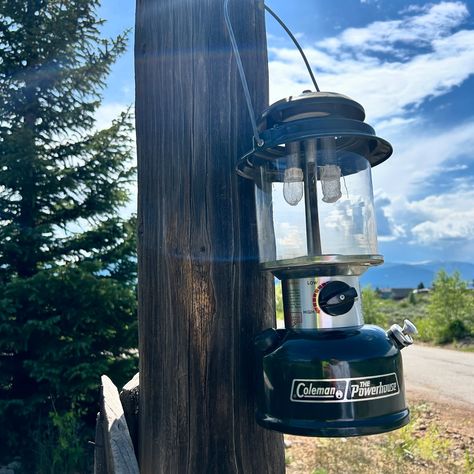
[97, 0, 474, 264]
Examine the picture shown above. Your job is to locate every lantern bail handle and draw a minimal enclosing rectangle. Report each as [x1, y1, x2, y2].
[264, 5, 320, 93]
[224, 0, 264, 147]
[224, 1, 321, 148]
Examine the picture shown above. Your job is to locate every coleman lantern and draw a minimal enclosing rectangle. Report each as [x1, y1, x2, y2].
[237, 91, 417, 437]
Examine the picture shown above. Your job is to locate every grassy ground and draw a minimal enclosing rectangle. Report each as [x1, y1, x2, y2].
[284, 397, 474, 474]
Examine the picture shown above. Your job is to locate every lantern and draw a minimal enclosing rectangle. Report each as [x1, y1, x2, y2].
[238, 91, 417, 436]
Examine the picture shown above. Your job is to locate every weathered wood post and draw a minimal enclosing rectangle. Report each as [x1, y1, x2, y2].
[134, 0, 285, 472]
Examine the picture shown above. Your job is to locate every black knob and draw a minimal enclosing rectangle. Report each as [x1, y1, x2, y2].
[318, 281, 358, 316]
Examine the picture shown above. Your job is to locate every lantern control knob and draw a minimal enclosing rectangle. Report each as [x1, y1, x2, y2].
[318, 281, 358, 316]
[387, 319, 418, 349]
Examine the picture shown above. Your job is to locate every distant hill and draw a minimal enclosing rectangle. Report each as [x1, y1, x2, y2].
[360, 261, 474, 289]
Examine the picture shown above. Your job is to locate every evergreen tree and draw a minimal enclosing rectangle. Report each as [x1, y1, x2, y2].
[0, 0, 137, 467]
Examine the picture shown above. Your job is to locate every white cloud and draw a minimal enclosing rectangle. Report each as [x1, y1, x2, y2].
[269, 34, 474, 125]
[268, 2, 474, 123]
[321, 2, 468, 54]
[375, 193, 406, 242]
[370, 117, 474, 252]
[407, 187, 474, 244]
[94, 102, 130, 131]
[275, 222, 306, 259]
[372, 119, 474, 198]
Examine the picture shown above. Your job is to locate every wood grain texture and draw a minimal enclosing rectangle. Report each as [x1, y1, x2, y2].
[93, 412, 107, 474]
[120, 373, 140, 459]
[135, 0, 285, 472]
[99, 375, 139, 474]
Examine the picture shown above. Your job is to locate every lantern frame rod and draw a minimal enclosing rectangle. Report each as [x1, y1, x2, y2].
[304, 139, 322, 256]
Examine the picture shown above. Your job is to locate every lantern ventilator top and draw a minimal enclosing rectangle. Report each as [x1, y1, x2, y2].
[237, 91, 393, 279]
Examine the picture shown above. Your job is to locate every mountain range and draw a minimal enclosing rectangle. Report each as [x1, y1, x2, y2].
[360, 261, 474, 289]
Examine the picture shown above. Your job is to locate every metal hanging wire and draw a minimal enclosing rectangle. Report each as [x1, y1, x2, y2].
[224, 0, 321, 147]
[264, 5, 320, 92]
[224, 0, 264, 147]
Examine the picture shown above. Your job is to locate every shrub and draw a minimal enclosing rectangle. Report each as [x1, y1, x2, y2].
[362, 286, 387, 326]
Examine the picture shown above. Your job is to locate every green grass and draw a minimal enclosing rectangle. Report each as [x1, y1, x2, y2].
[285, 402, 467, 474]
[275, 282, 284, 321]
[464, 450, 474, 473]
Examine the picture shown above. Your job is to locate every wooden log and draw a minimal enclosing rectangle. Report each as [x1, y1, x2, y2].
[97, 375, 139, 474]
[135, 0, 286, 472]
[94, 412, 107, 474]
[120, 372, 140, 458]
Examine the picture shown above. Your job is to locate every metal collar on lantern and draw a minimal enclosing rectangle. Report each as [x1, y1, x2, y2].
[237, 91, 393, 182]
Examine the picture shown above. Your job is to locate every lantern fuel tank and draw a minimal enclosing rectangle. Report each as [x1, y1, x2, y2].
[237, 91, 417, 437]
[254, 322, 416, 436]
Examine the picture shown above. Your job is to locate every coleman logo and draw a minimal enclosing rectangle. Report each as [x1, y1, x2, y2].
[290, 373, 400, 403]
[291, 380, 347, 401]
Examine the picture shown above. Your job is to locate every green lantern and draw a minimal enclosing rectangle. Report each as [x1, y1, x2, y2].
[239, 91, 417, 437]
[224, 0, 417, 437]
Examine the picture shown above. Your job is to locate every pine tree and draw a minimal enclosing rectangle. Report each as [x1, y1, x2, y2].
[0, 0, 137, 466]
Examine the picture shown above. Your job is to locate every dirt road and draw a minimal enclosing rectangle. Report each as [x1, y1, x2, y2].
[403, 343, 474, 409]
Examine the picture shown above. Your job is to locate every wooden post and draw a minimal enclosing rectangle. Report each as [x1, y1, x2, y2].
[135, 0, 285, 472]
[95, 376, 139, 474]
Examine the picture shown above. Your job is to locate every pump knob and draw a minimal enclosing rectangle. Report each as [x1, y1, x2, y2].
[387, 319, 417, 349]
[402, 319, 418, 336]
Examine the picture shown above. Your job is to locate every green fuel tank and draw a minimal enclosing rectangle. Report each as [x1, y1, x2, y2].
[254, 325, 412, 437]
